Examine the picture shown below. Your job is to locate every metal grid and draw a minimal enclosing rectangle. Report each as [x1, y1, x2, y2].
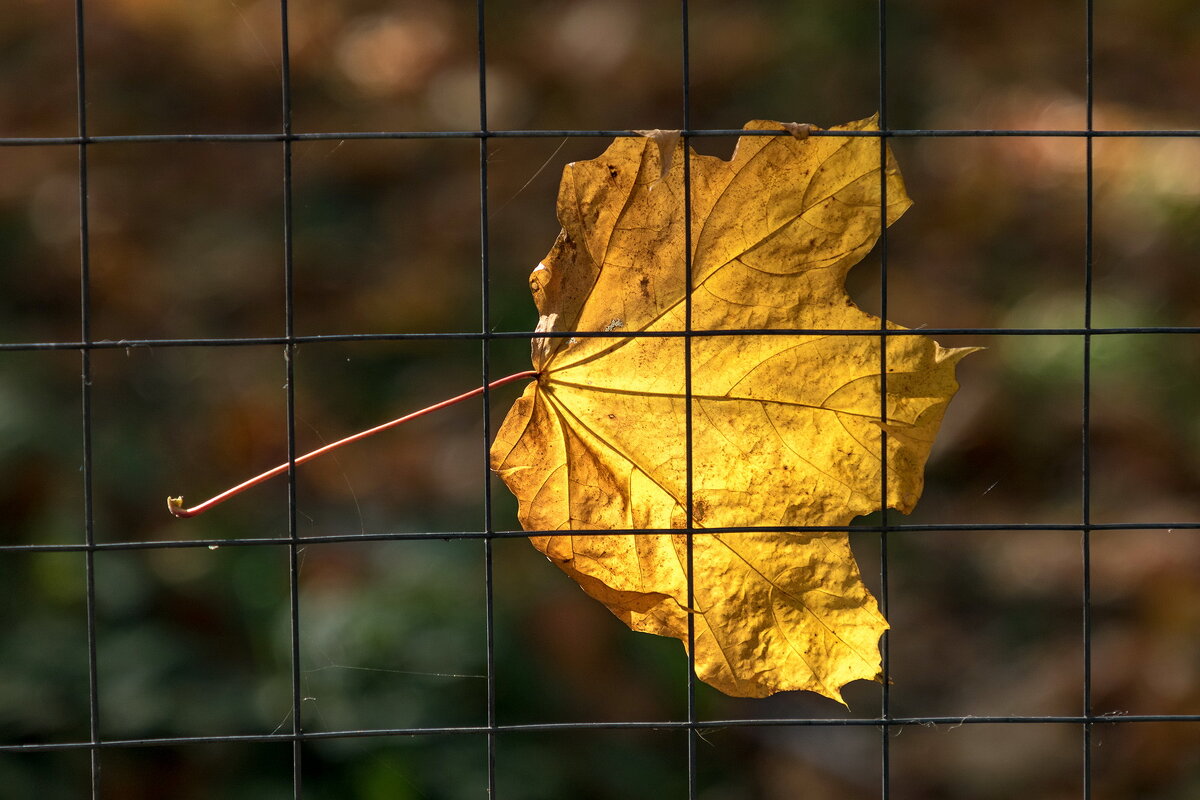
[1, 0, 1199, 797]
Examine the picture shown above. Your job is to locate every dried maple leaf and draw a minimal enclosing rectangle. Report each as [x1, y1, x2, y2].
[490, 115, 975, 702]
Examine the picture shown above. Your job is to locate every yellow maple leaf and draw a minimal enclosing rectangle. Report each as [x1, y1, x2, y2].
[490, 115, 975, 702]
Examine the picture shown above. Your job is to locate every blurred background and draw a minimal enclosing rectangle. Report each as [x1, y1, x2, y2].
[2, 0, 1199, 797]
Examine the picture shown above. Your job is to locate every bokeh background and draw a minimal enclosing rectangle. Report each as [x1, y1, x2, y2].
[2, 0, 1199, 798]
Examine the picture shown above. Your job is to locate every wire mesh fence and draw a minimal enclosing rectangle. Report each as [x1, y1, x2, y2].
[2, 0, 1199, 798]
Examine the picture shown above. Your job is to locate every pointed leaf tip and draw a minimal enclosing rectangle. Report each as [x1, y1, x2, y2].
[634, 128, 681, 180]
[782, 121, 816, 139]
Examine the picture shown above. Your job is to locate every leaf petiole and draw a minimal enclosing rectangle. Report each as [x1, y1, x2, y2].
[167, 369, 538, 519]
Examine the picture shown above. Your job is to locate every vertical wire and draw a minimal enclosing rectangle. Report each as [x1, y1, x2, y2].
[1081, 0, 1095, 796]
[278, 0, 303, 794]
[680, 1, 698, 797]
[474, 1, 498, 794]
[72, 0, 100, 794]
[877, 1, 892, 797]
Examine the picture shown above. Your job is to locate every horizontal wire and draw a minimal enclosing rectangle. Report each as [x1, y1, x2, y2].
[3, 128, 1200, 147]
[1, 325, 1197, 352]
[4, 711, 1197, 753]
[4, 521, 1196, 553]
